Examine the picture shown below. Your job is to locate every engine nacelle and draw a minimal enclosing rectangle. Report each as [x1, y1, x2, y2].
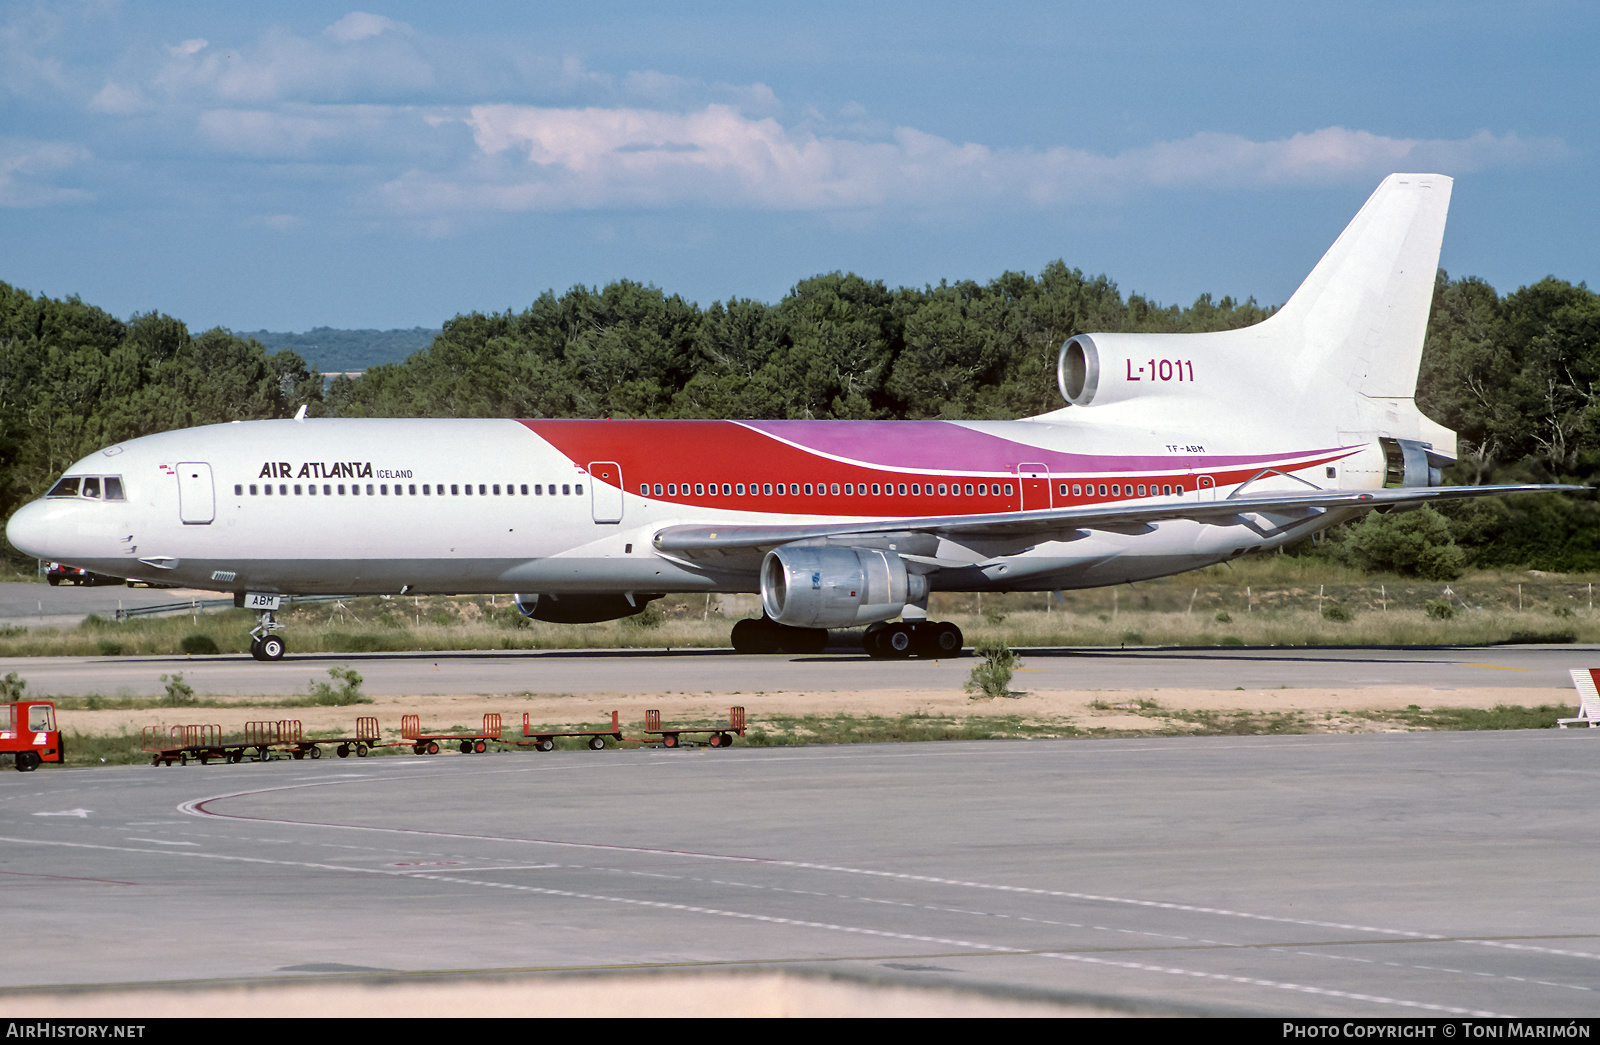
[760, 546, 927, 629]
[513, 593, 664, 624]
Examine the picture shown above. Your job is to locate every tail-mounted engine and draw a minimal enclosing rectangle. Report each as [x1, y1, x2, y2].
[761, 546, 928, 629]
[1057, 332, 1212, 408]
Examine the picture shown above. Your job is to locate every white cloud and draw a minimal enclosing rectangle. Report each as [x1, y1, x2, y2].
[324, 13, 403, 44]
[382, 105, 1562, 216]
[0, 138, 92, 207]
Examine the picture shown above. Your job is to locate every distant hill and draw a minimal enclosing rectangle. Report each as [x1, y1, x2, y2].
[241, 327, 441, 374]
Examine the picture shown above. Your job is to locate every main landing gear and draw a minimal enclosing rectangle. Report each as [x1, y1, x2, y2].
[729, 616, 965, 658]
[249, 608, 287, 662]
[863, 620, 964, 660]
[730, 616, 828, 655]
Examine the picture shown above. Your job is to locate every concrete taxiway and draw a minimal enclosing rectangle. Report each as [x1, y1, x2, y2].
[1, 729, 1597, 1016]
[0, 643, 1592, 699]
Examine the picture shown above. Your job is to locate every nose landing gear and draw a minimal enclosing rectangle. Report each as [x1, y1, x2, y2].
[248, 608, 287, 661]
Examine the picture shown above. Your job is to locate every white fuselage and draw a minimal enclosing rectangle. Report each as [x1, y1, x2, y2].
[6, 413, 1379, 598]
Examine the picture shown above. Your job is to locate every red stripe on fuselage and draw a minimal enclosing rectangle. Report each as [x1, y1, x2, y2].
[517, 419, 1355, 518]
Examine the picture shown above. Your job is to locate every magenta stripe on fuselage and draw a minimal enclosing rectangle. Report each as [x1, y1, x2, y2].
[739, 419, 1348, 474]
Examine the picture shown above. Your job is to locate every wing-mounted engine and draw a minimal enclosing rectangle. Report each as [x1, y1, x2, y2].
[513, 592, 665, 624]
[760, 546, 928, 629]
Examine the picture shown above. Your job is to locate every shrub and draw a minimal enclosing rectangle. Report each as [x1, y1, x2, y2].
[160, 673, 196, 706]
[1424, 600, 1455, 620]
[0, 671, 26, 701]
[306, 667, 369, 705]
[1322, 604, 1353, 622]
[1215, 611, 1232, 623]
[96, 640, 124, 656]
[180, 634, 219, 655]
[965, 639, 1019, 699]
[1344, 506, 1466, 580]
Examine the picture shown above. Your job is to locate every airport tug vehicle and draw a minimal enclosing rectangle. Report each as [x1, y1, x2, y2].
[2, 699, 64, 771]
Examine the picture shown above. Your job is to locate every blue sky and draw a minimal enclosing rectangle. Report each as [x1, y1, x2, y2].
[2, 1, 1594, 332]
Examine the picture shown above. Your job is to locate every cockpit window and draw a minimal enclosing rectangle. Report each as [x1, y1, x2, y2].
[45, 476, 124, 500]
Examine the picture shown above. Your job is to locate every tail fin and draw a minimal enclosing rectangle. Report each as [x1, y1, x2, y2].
[1263, 173, 1452, 400]
[1051, 174, 1454, 424]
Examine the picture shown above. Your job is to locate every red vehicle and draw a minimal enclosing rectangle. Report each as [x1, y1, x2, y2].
[45, 562, 120, 587]
[2, 700, 63, 771]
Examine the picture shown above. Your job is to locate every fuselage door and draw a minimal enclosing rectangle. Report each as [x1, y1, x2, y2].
[1197, 475, 1216, 501]
[588, 462, 624, 524]
[177, 462, 215, 525]
[1017, 462, 1051, 511]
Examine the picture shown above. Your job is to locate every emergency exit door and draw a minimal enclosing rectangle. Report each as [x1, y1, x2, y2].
[177, 462, 215, 524]
[588, 462, 624, 523]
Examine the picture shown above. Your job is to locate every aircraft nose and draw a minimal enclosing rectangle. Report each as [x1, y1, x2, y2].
[6, 500, 56, 559]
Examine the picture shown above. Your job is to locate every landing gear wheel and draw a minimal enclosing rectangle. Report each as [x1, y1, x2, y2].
[731, 617, 777, 654]
[933, 622, 965, 656]
[882, 623, 915, 659]
[536, 738, 555, 752]
[254, 636, 286, 661]
[863, 622, 890, 659]
[588, 736, 606, 750]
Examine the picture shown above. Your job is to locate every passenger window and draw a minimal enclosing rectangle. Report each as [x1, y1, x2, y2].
[326, 485, 333, 495]
[653, 484, 663, 495]
[1162, 485, 1172, 495]
[520, 485, 528, 495]
[964, 484, 973, 496]
[492, 485, 500, 495]
[264, 485, 273, 496]
[235, 484, 243, 496]
[667, 484, 676, 496]
[1073, 484, 1082, 497]
[1138, 484, 1147, 496]
[1004, 484, 1014, 496]
[309, 485, 318, 496]
[380, 485, 388, 495]
[695, 484, 704, 496]
[978, 484, 987, 496]
[295, 485, 303, 495]
[449, 485, 457, 495]
[1098, 484, 1107, 496]
[640, 484, 649, 495]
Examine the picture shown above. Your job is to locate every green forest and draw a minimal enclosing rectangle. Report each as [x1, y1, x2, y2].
[1, 264, 1596, 572]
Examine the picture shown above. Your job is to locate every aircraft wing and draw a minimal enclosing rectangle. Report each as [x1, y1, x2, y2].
[652, 483, 1584, 560]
